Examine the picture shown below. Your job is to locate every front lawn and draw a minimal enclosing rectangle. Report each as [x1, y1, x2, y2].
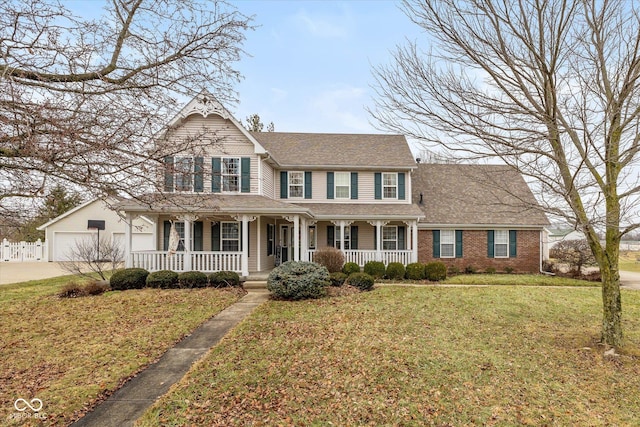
[0, 277, 243, 426]
[138, 286, 640, 426]
[444, 273, 598, 287]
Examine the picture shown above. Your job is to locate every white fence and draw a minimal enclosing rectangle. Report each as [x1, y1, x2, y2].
[1, 239, 47, 262]
[130, 251, 243, 273]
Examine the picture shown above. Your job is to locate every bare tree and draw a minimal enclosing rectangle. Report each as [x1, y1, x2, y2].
[245, 113, 275, 132]
[0, 0, 253, 215]
[371, 0, 640, 347]
[60, 235, 124, 281]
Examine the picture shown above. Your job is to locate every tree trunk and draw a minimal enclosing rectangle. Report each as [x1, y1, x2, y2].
[599, 236, 623, 347]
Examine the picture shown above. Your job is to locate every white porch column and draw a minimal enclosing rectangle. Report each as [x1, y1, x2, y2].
[256, 216, 262, 271]
[183, 216, 192, 271]
[242, 215, 250, 276]
[300, 218, 307, 261]
[339, 221, 345, 251]
[412, 220, 419, 263]
[293, 215, 300, 261]
[124, 213, 133, 268]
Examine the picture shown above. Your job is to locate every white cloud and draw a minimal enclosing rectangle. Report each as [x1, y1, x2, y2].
[293, 9, 349, 39]
[309, 85, 373, 132]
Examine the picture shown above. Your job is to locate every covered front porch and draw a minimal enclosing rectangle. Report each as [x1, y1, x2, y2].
[119, 195, 424, 276]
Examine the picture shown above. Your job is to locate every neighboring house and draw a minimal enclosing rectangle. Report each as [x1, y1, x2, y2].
[547, 224, 586, 248]
[412, 164, 549, 273]
[37, 199, 154, 262]
[44, 91, 549, 275]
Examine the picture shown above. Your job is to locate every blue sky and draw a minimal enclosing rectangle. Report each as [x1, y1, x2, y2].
[231, 1, 423, 134]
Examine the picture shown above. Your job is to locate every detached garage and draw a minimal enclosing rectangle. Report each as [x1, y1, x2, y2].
[38, 198, 154, 262]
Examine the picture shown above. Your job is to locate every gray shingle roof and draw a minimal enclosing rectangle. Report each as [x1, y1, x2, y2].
[412, 164, 549, 226]
[251, 132, 416, 169]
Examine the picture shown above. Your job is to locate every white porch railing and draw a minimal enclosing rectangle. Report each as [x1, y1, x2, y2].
[130, 251, 242, 273]
[1, 239, 47, 262]
[308, 249, 413, 267]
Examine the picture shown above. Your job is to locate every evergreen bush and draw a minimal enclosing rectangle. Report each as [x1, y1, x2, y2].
[347, 272, 375, 291]
[405, 262, 426, 280]
[146, 270, 179, 289]
[363, 261, 386, 279]
[267, 261, 330, 300]
[208, 271, 241, 288]
[110, 268, 149, 290]
[329, 272, 348, 287]
[425, 262, 447, 281]
[342, 262, 360, 275]
[178, 271, 208, 288]
[385, 262, 406, 280]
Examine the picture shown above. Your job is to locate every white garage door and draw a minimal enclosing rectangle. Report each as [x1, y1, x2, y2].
[52, 232, 95, 262]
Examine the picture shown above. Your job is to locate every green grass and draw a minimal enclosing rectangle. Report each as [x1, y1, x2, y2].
[620, 251, 640, 273]
[138, 286, 640, 426]
[0, 276, 244, 426]
[444, 273, 598, 287]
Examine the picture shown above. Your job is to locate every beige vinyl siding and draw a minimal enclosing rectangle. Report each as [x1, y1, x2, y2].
[161, 114, 261, 194]
[261, 160, 275, 198]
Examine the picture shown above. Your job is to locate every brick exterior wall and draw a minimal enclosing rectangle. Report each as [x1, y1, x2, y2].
[418, 229, 542, 273]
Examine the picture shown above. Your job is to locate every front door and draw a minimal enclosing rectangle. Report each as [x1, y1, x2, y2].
[279, 225, 295, 262]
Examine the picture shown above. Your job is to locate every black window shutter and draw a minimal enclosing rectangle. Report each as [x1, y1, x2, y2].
[193, 221, 203, 251]
[351, 226, 358, 249]
[280, 171, 288, 199]
[398, 226, 406, 250]
[212, 223, 221, 251]
[327, 225, 335, 247]
[241, 157, 251, 193]
[164, 157, 174, 192]
[326, 172, 334, 199]
[398, 173, 406, 200]
[487, 230, 495, 258]
[194, 157, 204, 192]
[432, 230, 440, 258]
[305, 171, 312, 199]
[374, 173, 382, 199]
[509, 230, 517, 257]
[211, 157, 221, 193]
[351, 172, 358, 199]
[455, 230, 463, 258]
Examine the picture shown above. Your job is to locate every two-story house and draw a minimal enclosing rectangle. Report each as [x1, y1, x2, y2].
[117, 92, 425, 276]
[38, 91, 547, 274]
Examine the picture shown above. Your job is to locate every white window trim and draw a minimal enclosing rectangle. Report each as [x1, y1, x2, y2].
[382, 225, 397, 250]
[440, 229, 455, 258]
[334, 171, 350, 199]
[288, 171, 305, 199]
[222, 157, 240, 193]
[221, 221, 240, 252]
[174, 156, 194, 192]
[382, 172, 398, 200]
[494, 230, 509, 258]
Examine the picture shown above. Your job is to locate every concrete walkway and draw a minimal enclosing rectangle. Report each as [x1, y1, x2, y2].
[71, 289, 270, 427]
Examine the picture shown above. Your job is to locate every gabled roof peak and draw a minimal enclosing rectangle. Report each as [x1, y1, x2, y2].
[168, 89, 232, 125]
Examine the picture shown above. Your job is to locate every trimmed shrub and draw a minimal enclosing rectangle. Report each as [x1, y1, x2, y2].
[209, 271, 241, 288]
[267, 261, 330, 300]
[83, 281, 110, 295]
[363, 261, 386, 279]
[485, 267, 496, 274]
[342, 262, 360, 275]
[464, 265, 477, 274]
[425, 262, 447, 281]
[504, 266, 515, 274]
[178, 271, 208, 288]
[313, 246, 345, 273]
[386, 262, 406, 280]
[448, 265, 461, 275]
[348, 272, 375, 291]
[146, 270, 179, 289]
[58, 282, 86, 298]
[330, 272, 348, 287]
[110, 268, 149, 290]
[405, 262, 426, 280]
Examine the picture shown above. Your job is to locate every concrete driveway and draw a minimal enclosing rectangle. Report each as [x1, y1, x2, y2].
[620, 270, 640, 290]
[0, 262, 71, 285]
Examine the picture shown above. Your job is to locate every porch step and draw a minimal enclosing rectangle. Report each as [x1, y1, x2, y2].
[243, 281, 268, 289]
